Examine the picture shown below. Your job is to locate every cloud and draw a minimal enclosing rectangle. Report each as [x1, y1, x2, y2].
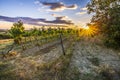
[34, 0, 40, 4]
[51, 14, 59, 17]
[40, 2, 78, 11]
[56, 16, 69, 21]
[81, 7, 87, 10]
[75, 7, 87, 15]
[51, 14, 73, 24]
[67, 4, 78, 9]
[0, 15, 74, 26]
[48, 19, 73, 25]
[76, 12, 87, 15]
[52, 14, 68, 19]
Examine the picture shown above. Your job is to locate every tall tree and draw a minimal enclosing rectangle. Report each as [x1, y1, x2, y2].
[87, 0, 120, 48]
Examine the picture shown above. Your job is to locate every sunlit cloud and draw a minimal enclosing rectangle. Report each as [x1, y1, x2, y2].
[51, 14, 60, 17]
[51, 14, 73, 24]
[0, 0, 92, 28]
[76, 12, 87, 15]
[81, 7, 87, 10]
[75, 7, 87, 15]
[51, 14, 70, 20]
[56, 16, 69, 20]
[0, 15, 73, 26]
[37, 2, 78, 12]
[52, 14, 72, 21]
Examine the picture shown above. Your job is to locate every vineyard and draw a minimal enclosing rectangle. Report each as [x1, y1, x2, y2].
[0, 21, 120, 80]
[0, 0, 120, 79]
[0, 21, 77, 80]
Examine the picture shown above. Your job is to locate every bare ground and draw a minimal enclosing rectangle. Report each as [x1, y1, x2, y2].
[69, 39, 120, 80]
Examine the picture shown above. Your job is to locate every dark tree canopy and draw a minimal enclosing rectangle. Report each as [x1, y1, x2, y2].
[87, 0, 120, 48]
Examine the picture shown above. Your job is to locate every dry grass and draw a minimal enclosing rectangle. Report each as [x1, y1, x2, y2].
[1, 35, 120, 80]
[0, 39, 13, 44]
[0, 36, 75, 80]
[33, 39, 75, 80]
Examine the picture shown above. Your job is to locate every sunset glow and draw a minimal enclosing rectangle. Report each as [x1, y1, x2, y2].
[80, 25, 98, 37]
[82, 25, 89, 29]
[0, 0, 91, 29]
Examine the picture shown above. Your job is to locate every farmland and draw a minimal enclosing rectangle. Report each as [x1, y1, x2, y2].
[0, 23, 120, 80]
[0, 0, 120, 80]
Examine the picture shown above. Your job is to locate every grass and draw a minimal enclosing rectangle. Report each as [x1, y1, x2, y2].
[95, 64, 120, 80]
[33, 38, 76, 80]
[0, 37, 75, 80]
[0, 61, 17, 80]
[0, 35, 60, 58]
[88, 56, 100, 66]
[1, 35, 119, 80]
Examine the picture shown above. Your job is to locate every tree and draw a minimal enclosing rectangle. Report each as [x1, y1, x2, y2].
[87, 0, 120, 48]
[9, 20, 25, 44]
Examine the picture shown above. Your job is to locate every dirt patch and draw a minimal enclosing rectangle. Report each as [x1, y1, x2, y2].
[69, 40, 120, 80]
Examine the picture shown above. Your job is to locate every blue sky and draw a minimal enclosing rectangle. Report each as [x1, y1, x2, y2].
[0, 0, 92, 26]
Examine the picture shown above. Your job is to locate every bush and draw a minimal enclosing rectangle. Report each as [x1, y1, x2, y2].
[0, 33, 12, 39]
[104, 38, 120, 49]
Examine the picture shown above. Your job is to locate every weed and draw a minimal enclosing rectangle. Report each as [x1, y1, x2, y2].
[88, 56, 100, 66]
[96, 64, 120, 80]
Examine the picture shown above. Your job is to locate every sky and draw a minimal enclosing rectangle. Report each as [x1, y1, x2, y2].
[0, 0, 92, 27]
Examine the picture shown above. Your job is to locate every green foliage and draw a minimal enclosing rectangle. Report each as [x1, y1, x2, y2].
[0, 61, 16, 80]
[9, 20, 25, 44]
[0, 33, 12, 39]
[87, 0, 120, 49]
[31, 27, 39, 36]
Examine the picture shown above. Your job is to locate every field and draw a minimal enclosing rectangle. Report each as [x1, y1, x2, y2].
[0, 28, 120, 80]
[0, 0, 120, 79]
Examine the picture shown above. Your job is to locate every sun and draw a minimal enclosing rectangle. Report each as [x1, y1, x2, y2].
[83, 25, 89, 29]
[80, 25, 98, 37]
